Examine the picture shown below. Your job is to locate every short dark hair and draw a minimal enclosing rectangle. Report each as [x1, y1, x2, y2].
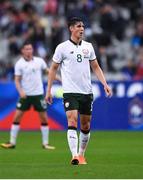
[20, 40, 33, 51]
[67, 17, 83, 28]
[22, 40, 33, 47]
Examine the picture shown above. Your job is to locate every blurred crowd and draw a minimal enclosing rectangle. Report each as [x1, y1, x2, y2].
[0, 0, 143, 81]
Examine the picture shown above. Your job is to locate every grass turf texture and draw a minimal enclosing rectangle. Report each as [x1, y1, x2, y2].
[0, 131, 143, 179]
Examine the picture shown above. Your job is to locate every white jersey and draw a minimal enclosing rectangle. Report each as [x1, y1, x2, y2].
[53, 39, 96, 94]
[15, 56, 47, 96]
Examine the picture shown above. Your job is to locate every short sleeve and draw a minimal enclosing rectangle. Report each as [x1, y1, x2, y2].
[15, 62, 22, 76]
[53, 44, 63, 63]
[41, 58, 47, 70]
[89, 44, 96, 61]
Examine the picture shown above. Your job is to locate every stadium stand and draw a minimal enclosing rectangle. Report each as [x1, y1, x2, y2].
[0, 0, 143, 81]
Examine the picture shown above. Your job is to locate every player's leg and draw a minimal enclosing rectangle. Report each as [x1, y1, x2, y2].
[33, 95, 55, 150]
[1, 97, 30, 149]
[38, 111, 55, 150]
[78, 114, 91, 164]
[1, 110, 24, 148]
[66, 110, 79, 165]
[10, 110, 24, 146]
[78, 94, 93, 164]
[63, 93, 79, 165]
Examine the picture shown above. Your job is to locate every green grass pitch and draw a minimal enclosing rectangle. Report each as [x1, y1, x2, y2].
[0, 131, 143, 179]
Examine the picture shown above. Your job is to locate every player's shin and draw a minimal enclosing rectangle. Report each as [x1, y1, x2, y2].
[10, 122, 20, 145]
[40, 123, 49, 145]
[67, 126, 78, 157]
[78, 129, 90, 156]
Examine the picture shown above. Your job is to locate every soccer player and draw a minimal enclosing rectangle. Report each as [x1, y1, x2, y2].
[45, 17, 112, 165]
[1, 41, 60, 150]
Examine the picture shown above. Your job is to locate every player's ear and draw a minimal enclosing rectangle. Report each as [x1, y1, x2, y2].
[69, 25, 74, 33]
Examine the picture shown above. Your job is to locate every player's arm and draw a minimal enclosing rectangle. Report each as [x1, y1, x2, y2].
[15, 75, 26, 98]
[90, 60, 112, 97]
[45, 61, 60, 104]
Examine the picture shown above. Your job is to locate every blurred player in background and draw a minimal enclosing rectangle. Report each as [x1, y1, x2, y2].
[1, 41, 60, 150]
[46, 17, 112, 165]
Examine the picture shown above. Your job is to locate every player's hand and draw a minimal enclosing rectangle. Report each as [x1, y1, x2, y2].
[45, 92, 53, 105]
[104, 84, 112, 97]
[19, 90, 27, 99]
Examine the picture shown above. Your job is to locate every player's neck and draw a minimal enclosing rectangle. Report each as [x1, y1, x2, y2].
[23, 55, 33, 61]
[70, 36, 82, 45]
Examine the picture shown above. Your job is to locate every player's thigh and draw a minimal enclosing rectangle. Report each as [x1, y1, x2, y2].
[66, 110, 78, 127]
[16, 97, 31, 111]
[79, 94, 93, 115]
[32, 95, 47, 112]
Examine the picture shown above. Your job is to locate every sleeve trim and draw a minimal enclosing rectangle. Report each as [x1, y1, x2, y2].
[52, 59, 61, 64]
[90, 58, 97, 61]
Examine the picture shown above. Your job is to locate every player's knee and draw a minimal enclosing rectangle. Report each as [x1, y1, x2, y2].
[67, 114, 77, 123]
[68, 120, 77, 127]
[39, 115, 48, 124]
[81, 122, 90, 131]
[40, 117, 48, 125]
[13, 117, 21, 124]
[67, 113, 76, 120]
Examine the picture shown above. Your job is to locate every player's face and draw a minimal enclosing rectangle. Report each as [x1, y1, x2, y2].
[22, 44, 33, 59]
[70, 21, 84, 39]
